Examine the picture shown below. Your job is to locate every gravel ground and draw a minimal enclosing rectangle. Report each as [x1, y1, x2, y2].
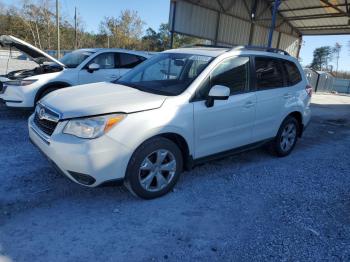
[0, 93, 349, 262]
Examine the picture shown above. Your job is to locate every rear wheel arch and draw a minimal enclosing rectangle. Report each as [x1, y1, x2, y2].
[34, 82, 71, 104]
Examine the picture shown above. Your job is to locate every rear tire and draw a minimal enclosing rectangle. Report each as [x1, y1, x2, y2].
[124, 137, 183, 199]
[269, 116, 299, 157]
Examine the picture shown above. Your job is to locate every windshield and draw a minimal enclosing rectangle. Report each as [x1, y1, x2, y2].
[115, 53, 213, 96]
[59, 50, 95, 68]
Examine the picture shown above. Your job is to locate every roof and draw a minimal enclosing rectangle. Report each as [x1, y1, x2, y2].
[277, 0, 350, 35]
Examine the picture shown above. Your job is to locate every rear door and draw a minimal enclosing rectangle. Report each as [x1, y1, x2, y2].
[193, 56, 257, 158]
[252, 56, 290, 142]
[78, 52, 119, 84]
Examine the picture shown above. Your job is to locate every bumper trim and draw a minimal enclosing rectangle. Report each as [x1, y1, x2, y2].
[3, 99, 23, 103]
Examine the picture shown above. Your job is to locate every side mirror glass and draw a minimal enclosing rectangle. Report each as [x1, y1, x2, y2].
[88, 63, 100, 73]
[206, 85, 230, 107]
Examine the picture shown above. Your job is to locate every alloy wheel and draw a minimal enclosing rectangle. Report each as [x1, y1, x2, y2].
[280, 123, 297, 152]
[138, 149, 177, 192]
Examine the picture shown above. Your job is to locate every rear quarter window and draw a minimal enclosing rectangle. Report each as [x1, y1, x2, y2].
[283, 60, 302, 86]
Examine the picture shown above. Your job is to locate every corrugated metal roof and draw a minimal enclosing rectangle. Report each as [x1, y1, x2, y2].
[278, 0, 350, 35]
[170, 0, 301, 56]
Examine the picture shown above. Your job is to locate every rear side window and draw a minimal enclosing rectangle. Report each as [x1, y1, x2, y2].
[255, 57, 284, 89]
[118, 53, 146, 68]
[283, 60, 302, 86]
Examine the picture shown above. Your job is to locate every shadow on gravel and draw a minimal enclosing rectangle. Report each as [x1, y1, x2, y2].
[0, 104, 32, 119]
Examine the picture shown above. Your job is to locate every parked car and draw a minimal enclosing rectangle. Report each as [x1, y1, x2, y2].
[28, 46, 312, 199]
[0, 35, 151, 108]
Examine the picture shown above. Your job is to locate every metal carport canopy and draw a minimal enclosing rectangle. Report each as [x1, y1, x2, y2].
[169, 0, 350, 57]
[278, 0, 350, 35]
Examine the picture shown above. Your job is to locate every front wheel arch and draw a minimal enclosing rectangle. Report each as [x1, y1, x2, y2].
[34, 82, 71, 105]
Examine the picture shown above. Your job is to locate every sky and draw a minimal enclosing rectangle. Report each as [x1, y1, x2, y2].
[2, 0, 349, 71]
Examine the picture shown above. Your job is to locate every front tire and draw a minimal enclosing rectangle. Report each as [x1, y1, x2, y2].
[270, 116, 299, 157]
[124, 137, 183, 199]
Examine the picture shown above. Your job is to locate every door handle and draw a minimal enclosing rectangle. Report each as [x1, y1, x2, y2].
[110, 75, 118, 78]
[244, 101, 255, 108]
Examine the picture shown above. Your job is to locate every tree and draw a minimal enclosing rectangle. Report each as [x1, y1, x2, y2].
[310, 46, 333, 71]
[333, 42, 342, 77]
[142, 27, 161, 51]
[99, 10, 145, 49]
[141, 23, 203, 51]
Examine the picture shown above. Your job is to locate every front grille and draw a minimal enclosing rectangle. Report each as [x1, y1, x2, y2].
[33, 113, 58, 136]
[33, 104, 60, 136]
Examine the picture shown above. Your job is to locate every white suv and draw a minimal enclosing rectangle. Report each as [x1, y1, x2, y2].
[28, 46, 312, 199]
[0, 35, 150, 108]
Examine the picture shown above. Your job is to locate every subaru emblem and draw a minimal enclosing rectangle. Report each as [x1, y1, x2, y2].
[38, 108, 46, 120]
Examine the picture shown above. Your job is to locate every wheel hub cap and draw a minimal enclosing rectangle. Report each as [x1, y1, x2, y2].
[138, 149, 177, 192]
[280, 123, 297, 152]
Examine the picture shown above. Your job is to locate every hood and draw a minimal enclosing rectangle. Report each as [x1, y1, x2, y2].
[0, 35, 65, 67]
[41, 82, 167, 119]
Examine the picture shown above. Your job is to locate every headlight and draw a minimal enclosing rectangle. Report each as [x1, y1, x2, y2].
[63, 114, 126, 139]
[5, 79, 38, 86]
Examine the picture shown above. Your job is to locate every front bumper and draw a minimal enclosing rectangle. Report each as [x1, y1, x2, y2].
[28, 114, 132, 187]
[0, 84, 34, 108]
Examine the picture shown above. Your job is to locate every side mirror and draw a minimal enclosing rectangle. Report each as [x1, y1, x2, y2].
[88, 63, 100, 73]
[205, 85, 230, 108]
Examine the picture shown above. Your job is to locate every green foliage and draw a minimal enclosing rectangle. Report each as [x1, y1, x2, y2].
[310, 46, 333, 71]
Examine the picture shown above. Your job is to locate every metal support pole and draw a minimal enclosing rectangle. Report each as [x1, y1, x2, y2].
[267, 0, 280, 48]
[214, 12, 221, 45]
[169, 1, 176, 49]
[56, 0, 60, 58]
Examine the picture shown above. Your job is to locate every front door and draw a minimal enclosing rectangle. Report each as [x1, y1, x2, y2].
[78, 52, 120, 84]
[193, 56, 256, 159]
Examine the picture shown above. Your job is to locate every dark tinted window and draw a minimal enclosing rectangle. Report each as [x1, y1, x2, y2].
[283, 60, 302, 86]
[211, 57, 249, 95]
[255, 57, 284, 89]
[118, 53, 145, 68]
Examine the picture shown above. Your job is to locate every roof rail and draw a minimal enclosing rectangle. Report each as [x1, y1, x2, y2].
[181, 44, 232, 49]
[181, 43, 290, 56]
[230, 45, 290, 56]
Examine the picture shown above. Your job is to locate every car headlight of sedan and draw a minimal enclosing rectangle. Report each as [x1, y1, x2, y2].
[4, 79, 38, 86]
[63, 114, 126, 139]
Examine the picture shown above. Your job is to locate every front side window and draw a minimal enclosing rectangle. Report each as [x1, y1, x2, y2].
[115, 53, 213, 96]
[283, 60, 302, 86]
[118, 53, 145, 68]
[89, 53, 116, 69]
[59, 50, 95, 68]
[197, 56, 250, 99]
[255, 57, 284, 89]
